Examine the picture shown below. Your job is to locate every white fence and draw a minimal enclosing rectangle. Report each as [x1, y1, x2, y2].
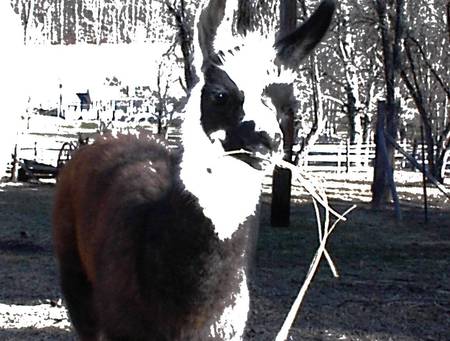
[299, 142, 450, 179]
[14, 118, 182, 169]
[10, 116, 450, 181]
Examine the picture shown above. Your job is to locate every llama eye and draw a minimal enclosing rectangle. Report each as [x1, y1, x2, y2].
[213, 91, 228, 104]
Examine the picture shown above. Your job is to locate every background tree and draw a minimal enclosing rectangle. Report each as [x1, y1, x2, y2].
[167, 0, 198, 93]
[294, 0, 328, 159]
[400, 0, 450, 182]
[370, 0, 405, 208]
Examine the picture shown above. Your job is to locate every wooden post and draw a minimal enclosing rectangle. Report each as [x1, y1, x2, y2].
[271, 108, 294, 227]
[271, 166, 292, 227]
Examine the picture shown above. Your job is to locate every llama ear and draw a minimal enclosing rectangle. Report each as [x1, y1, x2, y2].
[197, 0, 227, 66]
[275, 0, 335, 68]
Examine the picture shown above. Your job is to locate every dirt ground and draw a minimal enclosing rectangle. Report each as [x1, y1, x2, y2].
[0, 179, 449, 340]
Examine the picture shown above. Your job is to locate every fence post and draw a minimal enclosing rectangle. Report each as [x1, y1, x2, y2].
[271, 166, 292, 227]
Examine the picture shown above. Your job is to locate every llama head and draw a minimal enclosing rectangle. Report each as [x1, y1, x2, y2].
[182, 0, 335, 170]
[180, 0, 335, 241]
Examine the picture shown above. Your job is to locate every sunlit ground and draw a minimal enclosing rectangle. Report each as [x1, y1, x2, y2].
[263, 169, 449, 209]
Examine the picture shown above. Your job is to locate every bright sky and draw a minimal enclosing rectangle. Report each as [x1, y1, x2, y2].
[23, 43, 174, 95]
[0, 2, 25, 177]
[0, 4, 182, 176]
[1, 3, 182, 105]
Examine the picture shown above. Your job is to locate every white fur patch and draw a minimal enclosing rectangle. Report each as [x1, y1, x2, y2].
[180, 85, 270, 241]
[216, 37, 294, 140]
[220, 39, 295, 85]
[209, 269, 250, 340]
[209, 129, 226, 143]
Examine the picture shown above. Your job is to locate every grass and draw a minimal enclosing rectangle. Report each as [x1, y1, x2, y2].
[0, 173, 449, 340]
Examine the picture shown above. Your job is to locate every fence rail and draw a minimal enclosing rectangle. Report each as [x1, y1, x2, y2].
[11, 129, 450, 181]
[299, 142, 450, 179]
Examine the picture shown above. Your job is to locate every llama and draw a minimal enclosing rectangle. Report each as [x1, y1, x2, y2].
[53, 0, 335, 340]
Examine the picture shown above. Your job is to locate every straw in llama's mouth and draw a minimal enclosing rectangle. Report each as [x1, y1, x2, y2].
[209, 126, 280, 170]
[223, 149, 275, 171]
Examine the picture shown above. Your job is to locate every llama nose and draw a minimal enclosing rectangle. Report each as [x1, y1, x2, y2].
[244, 121, 282, 152]
[267, 132, 281, 154]
[242, 120, 255, 130]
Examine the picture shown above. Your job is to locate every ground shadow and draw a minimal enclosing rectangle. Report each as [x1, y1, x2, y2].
[0, 327, 75, 341]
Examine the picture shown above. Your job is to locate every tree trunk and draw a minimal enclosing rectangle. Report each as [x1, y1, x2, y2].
[346, 85, 357, 144]
[167, 0, 196, 92]
[337, 2, 364, 145]
[372, 101, 402, 222]
[372, 101, 390, 207]
[373, 0, 404, 204]
[447, 0, 450, 42]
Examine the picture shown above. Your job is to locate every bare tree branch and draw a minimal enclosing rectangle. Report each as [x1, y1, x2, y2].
[166, 0, 196, 92]
[406, 35, 450, 100]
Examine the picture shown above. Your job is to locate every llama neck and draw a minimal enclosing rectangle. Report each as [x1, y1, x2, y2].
[179, 85, 265, 241]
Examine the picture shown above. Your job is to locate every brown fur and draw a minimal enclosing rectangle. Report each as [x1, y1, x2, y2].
[53, 133, 253, 340]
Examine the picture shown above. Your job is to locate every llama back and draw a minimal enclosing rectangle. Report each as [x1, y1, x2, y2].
[53, 133, 173, 282]
[53, 133, 255, 340]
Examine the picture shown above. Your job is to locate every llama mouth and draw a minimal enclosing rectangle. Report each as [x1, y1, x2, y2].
[221, 125, 279, 170]
[223, 142, 276, 170]
[229, 150, 272, 170]
[208, 120, 281, 170]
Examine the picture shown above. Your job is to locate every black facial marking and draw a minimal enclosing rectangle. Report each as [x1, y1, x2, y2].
[200, 65, 245, 135]
[200, 65, 281, 169]
[221, 120, 278, 170]
[222, 121, 274, 153]
[264, 83, 299, 123]
[212, 90, 228, 105]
